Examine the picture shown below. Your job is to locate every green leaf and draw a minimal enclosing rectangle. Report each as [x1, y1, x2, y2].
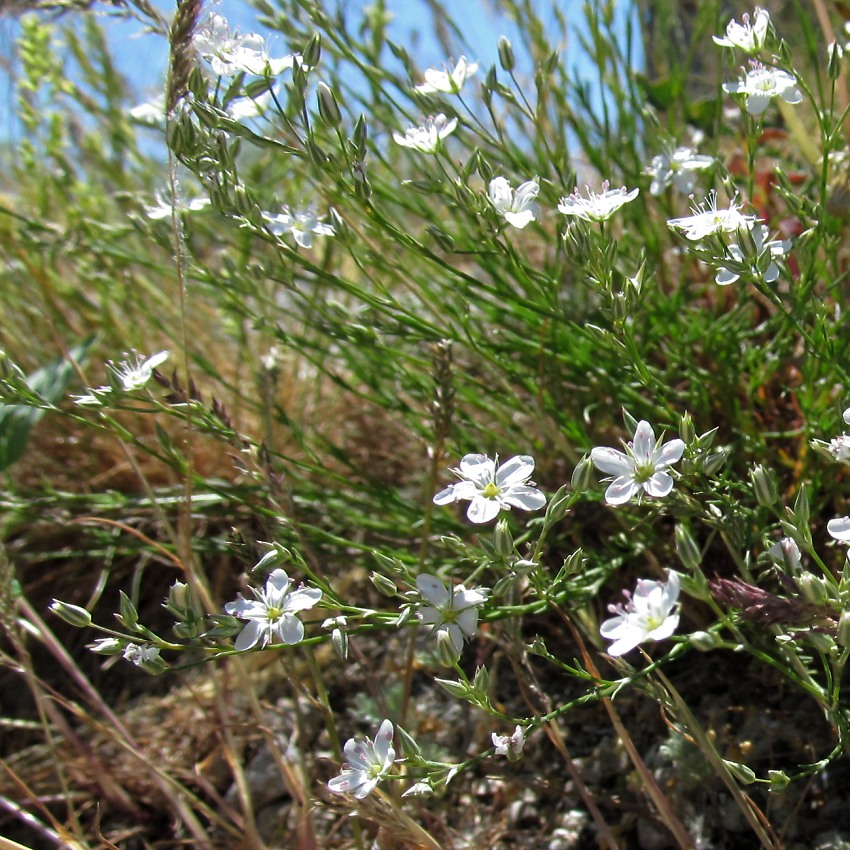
[0, 337, 96, 471]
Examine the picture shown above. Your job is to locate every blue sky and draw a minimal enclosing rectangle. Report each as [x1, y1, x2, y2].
[0, 0, 642, 141]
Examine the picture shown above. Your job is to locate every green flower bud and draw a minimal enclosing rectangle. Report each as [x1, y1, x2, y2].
[498, 36, 515, 72]
[49, 599, 92, 628]
[768, 769, 790, 793]
[829, 42, 844, 80]
[434, 677, 470, 699]
[689, 630, 721, 652]
[797, 572, 828, 605]
[675, 524, 701, 571]
[750, 464, 778, 506]
[436, 629, 461, 667]
[724, 759, 756, 785]
[838, 610, 850, 648]
[302, 33, 322, 68]
[370, 571, 398, 597]
[117, 591, 139, 629]
[317, 82, 342, 126]
[493, 518, 513, 559]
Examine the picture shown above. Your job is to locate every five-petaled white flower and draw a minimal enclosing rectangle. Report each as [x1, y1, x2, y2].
[225, 568, 322, 651]
[828, 517, 850, 543]
[646, 146, 714, 196]
[194, 13, 301, 77]
[714, 224, 790, 285]
[393, 114, 458, 153]
[145, 192, 210, 220]
[713, 8, 771, 53]
[263, 205, 335, 248]
[600, 570, 681, 657]
[488, 177, 539, 228]
[416, 574, 487, 655]
[723, 64, 802, 116]
[328, 719, 395, 798]
[107, 350, 169, 392]
[558, 181, 639, 222]
[415, 56, 478, 94]
[590, 421, 685, 506]
[667, 191, 756, 241]
[828, 408, 850, 463]
[492, 725, 526, 760]
[433, 454, 546, 524]
[122, 643, 161, 667]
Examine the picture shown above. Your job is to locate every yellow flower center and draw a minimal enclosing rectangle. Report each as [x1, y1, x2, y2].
[481, 482, 500, 499]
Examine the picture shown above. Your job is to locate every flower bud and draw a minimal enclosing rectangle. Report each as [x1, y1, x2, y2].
[117, 591, 140, 629]
[49, 600, 92, 628]
[370, 571, 398, 597]
[679, 412, 695, 444]
[88, 637, 124, 655]
[797, 572, 828, 605]
[689, 630, 721, 652]
[829, 42, 844, 80]
[838, 610, 850, 647]
[302, 33, 322, 68]
[436, 630, 461, 666]
[701, 450, 728, 476]
[173, 621, 201, 640]
[806, 631, 835, 654]
[498, 36, 515, 72]
[750, 464, 778, 506]
[724, 759, 756, 785]
[317, 82, 342, 126]
[544, 483, 570, 524]
[353, 114, 368, 157]
[472, 664, 490, 696]
[675, 524, 701, 571]
[426, 225, 455, 253]
[331, 627, 349, 660]
[493, 518, 513, 559]
[768, 769, 790, 793]
[434, 677, 470, 699]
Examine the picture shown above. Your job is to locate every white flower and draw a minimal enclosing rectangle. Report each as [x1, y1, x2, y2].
[646, 146, 714, 196]
[402, 782, 433, 797]
[107, 350, 169, 391]
[667, 191, 757, 241]
[433, 454, 547, 524]
[492, 725, 526, 760]
[713, 8, 771, 52]
[600, 571, 681, 657]
[122, 643, 161, 667]
[227, 90, 273, 120]
[392, 114, 457, 153]
[88, 637, 123, 655]
[130, 94, 165, 125]
[768, 537, 802, 571]
[224, 568, 322, 650]
[194, 13, 301, 77]
[328, 719, 395, 799]
[557, 181, 639, 222]
[263, 206, 335, 248]
[845, 408, 850, 426]
[828, 517, 850, 542]
[590, 420, 685, 506]
[829, 435, 850, 464]
[723, 64, 802, 116]
[145, 192, 210, 220]
[488, 177, 539, 228]
[416, 574, 487, 655]
[714, 224, 790, 285]
[415, 56, 478, 94]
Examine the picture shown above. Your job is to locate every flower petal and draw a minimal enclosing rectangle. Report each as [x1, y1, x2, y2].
[467, 495, 502, 523]
[495, 455, 535, 487]
[234, 620, 263, 651]
[654, 438, 685, 467]
[276, 613, 305, 644]
[827, 516, 850, 542]
[632, 421, 656, 463]
[590, 447, 632, 476]
[501, 485, 547, 511]
[644, 471, 674, 498]
[604, 476, 639, 505]
[417, 574, 451, 607]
